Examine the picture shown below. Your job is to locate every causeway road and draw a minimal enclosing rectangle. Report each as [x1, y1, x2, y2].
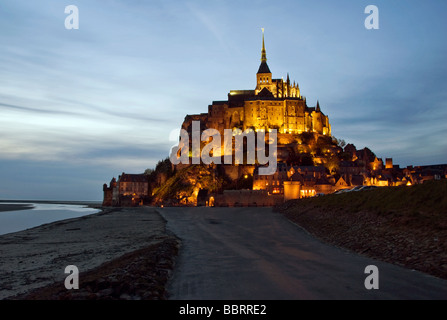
[159, 207, 447, 300]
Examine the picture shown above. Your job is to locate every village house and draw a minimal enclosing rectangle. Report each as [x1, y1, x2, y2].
[103, 173, 149, 207]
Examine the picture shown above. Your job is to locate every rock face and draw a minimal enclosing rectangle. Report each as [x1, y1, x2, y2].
[153, 165, 224, 206]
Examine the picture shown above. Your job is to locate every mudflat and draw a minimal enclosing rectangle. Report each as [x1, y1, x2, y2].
[0, 207, 178, 300]
[0, 204, 34, 212]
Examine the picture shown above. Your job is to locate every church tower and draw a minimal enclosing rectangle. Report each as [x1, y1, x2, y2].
[255, 29, 272, 95]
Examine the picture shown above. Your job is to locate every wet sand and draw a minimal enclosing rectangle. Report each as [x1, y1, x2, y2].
[0, 206, 179, 300]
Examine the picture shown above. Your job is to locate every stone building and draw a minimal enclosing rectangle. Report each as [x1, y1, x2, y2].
[102, 31, 446, 207]
[181, 30, 331, 139]
[254, 164, 334, 198]
[172, 30, 333, 199]
[103, 173, 149, 207]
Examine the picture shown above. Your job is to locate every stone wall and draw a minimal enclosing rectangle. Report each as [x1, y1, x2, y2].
[212, 189, 283, 207]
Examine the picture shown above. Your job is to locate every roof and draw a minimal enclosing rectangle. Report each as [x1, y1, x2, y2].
[229, 90, 255, 95]
[257, 61, 271, 74]
[292, 165, 326, 173]
[119, 173, 148, 183]
[335, 177, 348, 186]
[290, 172, 304, 182]
[212, 100, 228, 105]
[257, 87, 274, 98]
[315, 177, 331, 185]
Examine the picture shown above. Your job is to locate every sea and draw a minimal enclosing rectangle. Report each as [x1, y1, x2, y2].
[0, 201, 101, 236]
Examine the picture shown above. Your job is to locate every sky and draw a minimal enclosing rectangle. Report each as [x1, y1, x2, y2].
[0, 0, 446, 200]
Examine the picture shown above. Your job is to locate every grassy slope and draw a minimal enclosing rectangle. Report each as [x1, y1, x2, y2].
[310, 180, 447, 216]
[278, 180, 447, 279]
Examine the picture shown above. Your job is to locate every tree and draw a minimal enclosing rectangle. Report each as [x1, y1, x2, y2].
[300, 153, 314, 166]
[236, 174, 253, 190]
[333, 138, 346, 149]
[144, 168, 154, 176]
[324, 155, 340, 174]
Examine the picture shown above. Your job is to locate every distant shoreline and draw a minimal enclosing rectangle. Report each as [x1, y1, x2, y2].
[0, 204, 34, 212]
[0, 200, 102, 206]
[0, 202, 103, 236]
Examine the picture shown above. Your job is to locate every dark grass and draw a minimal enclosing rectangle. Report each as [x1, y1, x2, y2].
[291, 180, 447, 217]
[278, 180, 447, 279]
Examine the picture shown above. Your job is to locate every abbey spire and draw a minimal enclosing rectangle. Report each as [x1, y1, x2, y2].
[261, 28, 267, 63]
[257, 28, 271, 74]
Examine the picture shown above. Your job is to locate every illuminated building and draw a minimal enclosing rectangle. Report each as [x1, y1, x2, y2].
[182, 30, 331, 138]
[103, 173, 149, 206]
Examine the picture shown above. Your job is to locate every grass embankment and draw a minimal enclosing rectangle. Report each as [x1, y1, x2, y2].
[278, 180, 447, 280]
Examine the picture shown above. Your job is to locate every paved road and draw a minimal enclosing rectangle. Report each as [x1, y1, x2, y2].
[159, 207, 447, 300]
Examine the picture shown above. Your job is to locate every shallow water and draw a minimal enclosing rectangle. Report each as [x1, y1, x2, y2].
[0, 202, 100, 236]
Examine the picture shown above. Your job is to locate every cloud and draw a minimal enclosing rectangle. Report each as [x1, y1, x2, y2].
[185, 2, 232, 55]
[0, 102, 81, 116]
[0, 0, 446, 200]
[0, 127, 171, 165]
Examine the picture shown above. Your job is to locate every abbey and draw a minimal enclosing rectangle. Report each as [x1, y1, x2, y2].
[182, 30, 331, 137]
[102, 31, 447, 207]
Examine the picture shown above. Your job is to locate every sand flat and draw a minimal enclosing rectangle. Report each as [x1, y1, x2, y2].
[0, 204, 34, 212]
[0, 207, 170, 299]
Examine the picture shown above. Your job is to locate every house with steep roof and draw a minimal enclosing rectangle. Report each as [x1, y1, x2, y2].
[335, 176, 349, 191]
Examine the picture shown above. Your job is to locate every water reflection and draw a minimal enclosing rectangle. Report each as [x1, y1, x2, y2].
[0, 202, 100, 236]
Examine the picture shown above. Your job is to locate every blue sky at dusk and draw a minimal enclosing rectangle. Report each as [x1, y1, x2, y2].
[0, 0, 446, 200]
